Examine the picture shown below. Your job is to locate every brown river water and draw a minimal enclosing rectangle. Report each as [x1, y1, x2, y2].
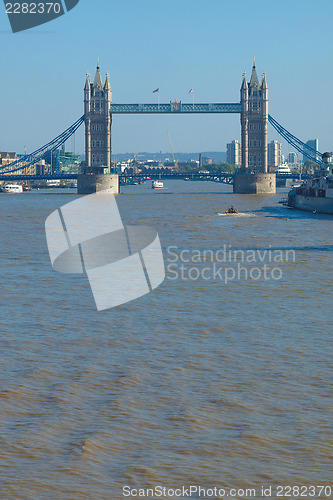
[0, 181, 332, 499]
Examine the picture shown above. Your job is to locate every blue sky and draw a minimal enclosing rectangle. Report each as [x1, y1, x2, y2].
[1, 0, 333, 156]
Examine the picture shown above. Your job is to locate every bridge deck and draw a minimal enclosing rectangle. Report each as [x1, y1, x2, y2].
[110, 103, 242, 114]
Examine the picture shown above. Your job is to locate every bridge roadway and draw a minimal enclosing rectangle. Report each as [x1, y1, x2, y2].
[0, 172, 308, 184]
[109, 103, 242, 114]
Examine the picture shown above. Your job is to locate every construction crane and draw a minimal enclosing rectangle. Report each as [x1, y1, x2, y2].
[167, 131, 178, 169]
[133, 153, 144, 173]
[134, 153, 145, 163]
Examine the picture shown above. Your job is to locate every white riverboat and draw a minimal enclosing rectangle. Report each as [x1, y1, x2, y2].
[152, 180, 164, 189]
[2, 183, 23, 193]
[275, 164, 291, 175]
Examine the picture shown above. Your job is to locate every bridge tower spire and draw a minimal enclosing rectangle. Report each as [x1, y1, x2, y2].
[240, 59, 268, 173]
[84, 61, 112, 172]
[240, 71, 249, 170]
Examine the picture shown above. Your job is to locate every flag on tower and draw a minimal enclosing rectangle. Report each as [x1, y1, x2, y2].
[188, 88, 194, 93]
[153, 88, 159, 93]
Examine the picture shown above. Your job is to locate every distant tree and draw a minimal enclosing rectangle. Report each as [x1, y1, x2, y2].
[303, 160, 320, 174]
[177, 164, 199, 174]
[204, 163, 237, 174]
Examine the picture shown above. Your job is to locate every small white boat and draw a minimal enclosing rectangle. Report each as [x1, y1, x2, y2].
[275, 164, 291, 175]
[152, 180, 164, 189]
[46, 180, 61, 188]
[2, 183, 23, 193]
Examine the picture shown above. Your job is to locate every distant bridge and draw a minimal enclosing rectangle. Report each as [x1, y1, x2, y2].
[0, 171, 311, 185]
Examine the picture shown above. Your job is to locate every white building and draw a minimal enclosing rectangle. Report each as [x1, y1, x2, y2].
[226, 140, 241, 165]
[268, 140, 282, 168]
[288, 152, 298, 165]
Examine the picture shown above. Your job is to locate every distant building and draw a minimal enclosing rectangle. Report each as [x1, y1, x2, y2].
[268, 140, 282, 168]
[0, 151, 17, 165]
[0, 152, 18, 174]
[303, 139, 319, 163]
[35, 159, 46, 176]
[0, 151, 33, 176]
[143, 160, 163, 168]
[44, 151, 61, 175]
[118, 161, 129, 173]
[202, 156, 213, 165]
[57, 145, 80, 174]
[226, 140, 241, 165]
[288, 152, 298, 165]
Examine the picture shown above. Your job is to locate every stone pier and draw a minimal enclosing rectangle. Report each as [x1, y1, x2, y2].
[77, 173, 119, 195]
[233, 173, 276, 194]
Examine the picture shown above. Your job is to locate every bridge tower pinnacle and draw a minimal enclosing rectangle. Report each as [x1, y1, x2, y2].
[84, 61, 112, 172]
[240, 60, 268, 173]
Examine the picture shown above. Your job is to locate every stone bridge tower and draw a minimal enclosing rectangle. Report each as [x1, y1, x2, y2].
[234, 59, 274, 194]
[84, 59, 112, 172]
[78, 60, 119, 194]
[240, 58, 268, 173]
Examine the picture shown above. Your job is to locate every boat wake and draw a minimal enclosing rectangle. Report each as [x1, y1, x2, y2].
[217, 212, 256, 218]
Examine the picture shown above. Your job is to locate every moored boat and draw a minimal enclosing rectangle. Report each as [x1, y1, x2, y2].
[287, 153, 333, 214]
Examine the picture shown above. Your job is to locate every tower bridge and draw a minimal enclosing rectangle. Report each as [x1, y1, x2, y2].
[84, 58, 268, 175]
[0, 60, 322, 194]
[80, 58, 272, 193]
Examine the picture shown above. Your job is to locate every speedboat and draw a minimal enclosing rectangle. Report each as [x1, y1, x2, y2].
[226, 205, 238, 214]
[152, 180, 164, 189]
